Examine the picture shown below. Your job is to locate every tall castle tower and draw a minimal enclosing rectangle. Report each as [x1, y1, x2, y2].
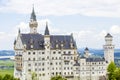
[29, 7, 38, 33]
[104, 33, 114, 64]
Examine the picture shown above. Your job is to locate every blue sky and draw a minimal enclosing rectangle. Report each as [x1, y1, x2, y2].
[0, 0, 120, 50]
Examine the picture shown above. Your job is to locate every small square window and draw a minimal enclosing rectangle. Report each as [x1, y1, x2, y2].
[28, 52, 31, 55]
[58, 52, 61, 54]
[42, 52, 44, 54]
[33, 52, 35, 55]
[53, 52, 56, 54]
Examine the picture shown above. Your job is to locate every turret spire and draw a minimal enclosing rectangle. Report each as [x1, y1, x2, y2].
[18, 28, 21, 34]
[29, 6, 38, 34]
[44, 22, 50, 35]
[30, 5, 36, 21]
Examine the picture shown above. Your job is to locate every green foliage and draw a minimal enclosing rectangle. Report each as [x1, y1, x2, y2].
[114, 68, 120, 80]
[0, 74, 19, 80]
[107, 61, 116, 80]
[0, 60, 14, 66]
[51, 75, 67, 80]
[31, 72, 37, 80]
[0, 75, 2, 80]
[0, 69, 13, 77]
[107, 62, 120, 80]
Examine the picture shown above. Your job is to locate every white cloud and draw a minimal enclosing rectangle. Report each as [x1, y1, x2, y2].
[110, 25, 120, 34]
[1, 18, 120, 49]
[1, 0, 120, 17]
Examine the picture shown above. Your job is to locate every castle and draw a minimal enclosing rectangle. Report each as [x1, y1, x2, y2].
[14, 7, 114, 80]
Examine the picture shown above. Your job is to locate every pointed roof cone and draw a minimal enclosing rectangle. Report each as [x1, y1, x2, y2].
[85, 47, 89, 51]
[105, 33, 112, 37]
[14, 39, 16, 45]
[30, 5, 36, 21]
[18, 28, 21, 34]
[44, 22, 50, 35]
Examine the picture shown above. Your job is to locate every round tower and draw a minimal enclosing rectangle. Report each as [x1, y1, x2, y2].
[29, 7, 38, 34]
[103, 33, 114, 64]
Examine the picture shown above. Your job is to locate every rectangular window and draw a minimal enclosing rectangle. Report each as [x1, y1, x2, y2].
[33, 52, 35, 55]
[59, 57, 61, 59]
[42, 63, 44, 66]
[35, 68, 37, 71]
[52, 57, 54, 60]
[59, 62, 61, 65]
[35, 63, 37, 66]
[68, 51, 71, 54]
[58, 52, 61, 54]
[28, 64, 31, 66]
[53, 52, 56, 54]
[28, 58, 31, 61]
[47, 56, 49, 59]
[42, 58, 45, 60]
[42, 52, 44, 54]
[28, 52, 31, 55]
[33, 58, 35, 61]
[42, 68, 44, 71]
[65, 61, 69, 65]
[28, 69, 31, 72]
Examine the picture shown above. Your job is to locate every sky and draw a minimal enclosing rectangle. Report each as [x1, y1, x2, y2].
[0, 0, 120, 50]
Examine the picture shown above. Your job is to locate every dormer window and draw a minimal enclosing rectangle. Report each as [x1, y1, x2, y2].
[61, 44, 64, 48]
[31, 45, 33, 49]
[70, 42, 73, 48]
[56, 44, 58, 48]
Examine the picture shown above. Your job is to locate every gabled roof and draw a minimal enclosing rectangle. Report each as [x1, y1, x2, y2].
[19, 34, 77, 50]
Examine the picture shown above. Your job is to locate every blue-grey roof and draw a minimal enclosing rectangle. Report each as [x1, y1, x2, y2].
[19, 34, 77, 50]
[73, 61, 80, 66]
[80, 56, 86, 59]
[105, 33, 112, 37]
[85, 47, 89, 51]
[50, 35, 77, 49]
[86, 57, 105, 62]
[44, 24, 49, 35]
[20, 34, 44, 50]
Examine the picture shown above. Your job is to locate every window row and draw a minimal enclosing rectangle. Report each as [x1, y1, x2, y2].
[28, 52, 45, 55]
[52, 72, 73, 75]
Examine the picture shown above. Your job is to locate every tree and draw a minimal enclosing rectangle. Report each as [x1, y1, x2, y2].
[0, 74, 19, 80]
[31, 72, 37, 80]
[114, 68, 120, 80]
[2, 74, 11, 80]
[0, 75, 2, 80]
[107, 62, 116, 80]
[51, 75, 67, 80]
